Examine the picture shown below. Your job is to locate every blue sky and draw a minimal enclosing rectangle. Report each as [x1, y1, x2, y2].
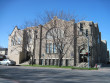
[0, 0, 110, 51]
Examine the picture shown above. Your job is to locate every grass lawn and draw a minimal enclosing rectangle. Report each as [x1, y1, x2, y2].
[22, 65, 98, 70]
[71, 67, 98, 70]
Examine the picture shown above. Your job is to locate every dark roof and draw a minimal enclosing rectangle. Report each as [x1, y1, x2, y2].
[0, 48, 8, 51]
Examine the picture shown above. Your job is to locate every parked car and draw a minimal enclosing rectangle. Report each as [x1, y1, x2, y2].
[0, 59, 16, 66]
[0, 54, 6, 61]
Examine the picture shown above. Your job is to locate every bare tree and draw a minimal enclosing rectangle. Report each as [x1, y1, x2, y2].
[39, 10, 78, 24]
[38, 10, 85, 67]
[9, 10, 85, 66]
[20, 19, 39, 29]
[9, 25, 37, 65]
[47, 24, 74, 66]
[26, 10, 84, 66]
[42, 17, 75, 67]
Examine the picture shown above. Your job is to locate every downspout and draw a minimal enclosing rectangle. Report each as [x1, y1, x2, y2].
[39, 25, 43, 65]
[74, 23, 77, 66]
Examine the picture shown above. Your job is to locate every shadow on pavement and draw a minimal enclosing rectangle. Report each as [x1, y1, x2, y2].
[15, 65, 21, 66]
[0, 66, 110, 83]
[0, 67, 95, 83]
[101, 64, 110, 67]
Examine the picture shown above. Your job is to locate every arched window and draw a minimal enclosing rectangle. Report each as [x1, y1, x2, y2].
[46, 28, 64, 54]
[46, 28, 64, 39]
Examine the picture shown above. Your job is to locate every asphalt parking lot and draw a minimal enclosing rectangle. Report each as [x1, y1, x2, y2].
[0, 65, 110, 83]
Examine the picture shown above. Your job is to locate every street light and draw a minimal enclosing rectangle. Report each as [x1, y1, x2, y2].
[87, 35, 90, 68]
[85, 29, 90, 68]
[77, 24, 90, 68]
[79, 27, 90, 68]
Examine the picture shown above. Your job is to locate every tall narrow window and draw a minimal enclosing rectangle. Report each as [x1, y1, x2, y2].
[11, 39, 14, 46]
[46, 43, 49, 53]
[53, 43, 57, 53]
[18, 37, 21, 44]
[57, 44, 61, 53]
[13, 33, 16, 45]
[50, 43, 53, 53]
[28, 35, 32, 44]
[80, 23, 83, 32]
[98, 34, 100, 43]
[86, 29, 88, 37]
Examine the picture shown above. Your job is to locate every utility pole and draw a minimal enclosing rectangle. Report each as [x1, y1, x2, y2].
[76, 24, 90, 68]
[87, 36, 90, 68]
[86, 29, 90, 68]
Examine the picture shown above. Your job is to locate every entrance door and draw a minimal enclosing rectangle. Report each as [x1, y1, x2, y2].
[80, 54, 87, 62]
[80, 48, 88, 63]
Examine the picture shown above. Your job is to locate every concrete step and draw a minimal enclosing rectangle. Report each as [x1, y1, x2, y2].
[20, 61, 30, 65]
[77, 62, 88, 68]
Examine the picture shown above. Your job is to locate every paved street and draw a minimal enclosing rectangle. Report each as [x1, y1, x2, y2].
[0, 65, 110, 83]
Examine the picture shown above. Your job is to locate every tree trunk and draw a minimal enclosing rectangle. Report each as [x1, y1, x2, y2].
[32, 55, 33, 65]
[58, 58, 62, 67]
[74, 23, 77, 66]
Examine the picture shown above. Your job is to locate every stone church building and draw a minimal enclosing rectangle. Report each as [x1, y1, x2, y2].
[8, 17, 108, 67]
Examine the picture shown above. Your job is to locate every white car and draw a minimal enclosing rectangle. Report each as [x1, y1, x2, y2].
[0, 59, 16, 66]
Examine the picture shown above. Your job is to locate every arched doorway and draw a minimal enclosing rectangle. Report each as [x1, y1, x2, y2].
[80, 48, 88, 63]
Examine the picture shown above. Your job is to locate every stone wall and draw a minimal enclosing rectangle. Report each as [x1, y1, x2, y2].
[8, 17, 108, 67]
[101, 40, 107, 63]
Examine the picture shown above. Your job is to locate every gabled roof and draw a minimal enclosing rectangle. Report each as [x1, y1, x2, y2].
[43, 16, 75, 28]
[9, 26, 20, 36]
